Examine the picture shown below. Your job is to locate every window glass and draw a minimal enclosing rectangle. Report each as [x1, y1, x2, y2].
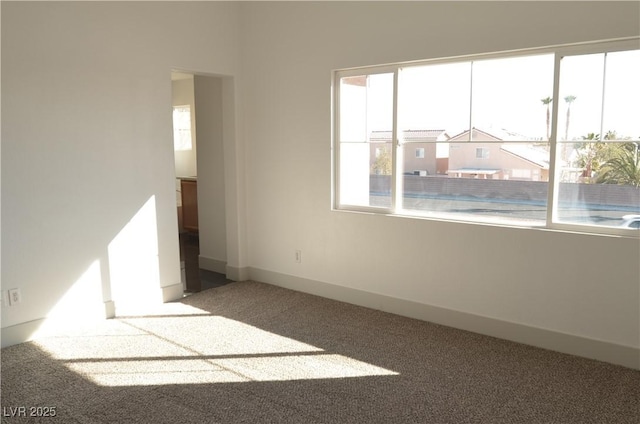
[334, 41, 640, 234]
[338, 73, 393, 208]
[173, 105, 192, 151]
[397, 54, 552, 225]
[602, 50, 640, 141]
[555, 51, 640, 228]
[398, 62, 470, 140]
[476, 148, 489, 159]
[471, 54, 554, 142]
[557, 54, 604, 144]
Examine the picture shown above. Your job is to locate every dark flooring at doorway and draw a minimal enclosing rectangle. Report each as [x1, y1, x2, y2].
[179, 232, 233, 293]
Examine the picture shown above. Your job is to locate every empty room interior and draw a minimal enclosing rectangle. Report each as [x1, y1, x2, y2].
[1, 1, 639, 422]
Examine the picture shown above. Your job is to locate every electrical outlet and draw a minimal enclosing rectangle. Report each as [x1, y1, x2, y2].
[8, 288, 21, 306]
[295, 250, 302, 263]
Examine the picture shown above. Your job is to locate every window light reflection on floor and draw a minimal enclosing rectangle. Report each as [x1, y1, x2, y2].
[63, 353, 397, 387]
[34, 306, 398, 387]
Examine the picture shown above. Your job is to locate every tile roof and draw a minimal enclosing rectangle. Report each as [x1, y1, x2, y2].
[370, 129, 449, 142]
[448, 127, 536, 142]
[500, 143, 550, 168]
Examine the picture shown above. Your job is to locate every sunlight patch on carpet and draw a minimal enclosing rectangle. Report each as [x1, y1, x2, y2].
[33, 311, 399, 386]
[62, 353, 397, 386]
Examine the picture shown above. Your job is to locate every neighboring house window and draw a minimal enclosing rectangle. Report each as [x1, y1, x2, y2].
[476, 148, 489, 159]
[173, 105, 192, 151]
[334, 39, 639, 235]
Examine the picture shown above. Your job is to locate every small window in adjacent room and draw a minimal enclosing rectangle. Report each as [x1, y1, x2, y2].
[173, 105, 192, 151]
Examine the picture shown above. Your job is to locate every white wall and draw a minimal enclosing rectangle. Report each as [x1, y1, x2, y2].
[172, 77, 197, 179]
[239, 2, 640, 367]
[1, 1, 242, 342]
[194, 75, 227, 272]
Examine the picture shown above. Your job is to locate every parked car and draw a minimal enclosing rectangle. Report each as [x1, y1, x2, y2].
[620, 214, 640, 229]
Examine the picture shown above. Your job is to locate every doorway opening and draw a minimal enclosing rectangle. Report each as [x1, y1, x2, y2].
[171, 71, 231, 293]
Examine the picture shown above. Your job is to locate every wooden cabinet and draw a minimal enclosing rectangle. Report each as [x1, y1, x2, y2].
[180, 179, 199, 233]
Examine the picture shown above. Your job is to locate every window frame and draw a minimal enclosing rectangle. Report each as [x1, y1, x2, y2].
[332, 37, 640, 237]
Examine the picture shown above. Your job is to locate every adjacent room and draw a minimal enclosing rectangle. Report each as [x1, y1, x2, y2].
[2, 1, 639, 422]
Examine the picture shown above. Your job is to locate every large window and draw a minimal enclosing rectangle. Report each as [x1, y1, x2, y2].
[334, 39, 640, 234]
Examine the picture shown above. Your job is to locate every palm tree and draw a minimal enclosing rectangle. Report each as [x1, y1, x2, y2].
[604, 130, 618, 141]
[563, 95, 577, 141]
[596, 142, 640, 187]
[577, 132, 601, 181]
[541, 97, 553, 140]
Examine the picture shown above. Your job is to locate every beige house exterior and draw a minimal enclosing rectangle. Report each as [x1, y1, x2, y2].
[370, 129, 449, 176]
[447, 128, 550, 181]
[369, 127, 551, 181]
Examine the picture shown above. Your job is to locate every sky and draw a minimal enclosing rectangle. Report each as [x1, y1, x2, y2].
[354, 49, 640, 142]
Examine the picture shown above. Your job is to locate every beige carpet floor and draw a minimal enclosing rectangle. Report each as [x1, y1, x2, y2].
[2, 281, 639, 423]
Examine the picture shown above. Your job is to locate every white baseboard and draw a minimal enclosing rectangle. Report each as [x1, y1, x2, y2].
[1, 318, 46, 348]
[198, 256, 249, 282]
[104, 300, 116, 319]
[199, 255, 227, 274]
[1, 301, 116, 348]
[226, 265, 249, 282]
[161, 283, 185, 303]
[248, 267, 639, 370]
